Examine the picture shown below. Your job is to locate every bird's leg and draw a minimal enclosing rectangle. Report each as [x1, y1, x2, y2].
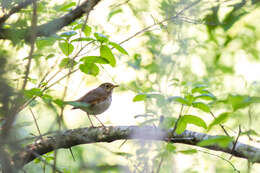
[94, 116, 105, 128]
[86, 113, 94, 127]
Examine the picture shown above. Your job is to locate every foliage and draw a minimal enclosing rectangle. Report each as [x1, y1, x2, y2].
[0, 0, 260, 172]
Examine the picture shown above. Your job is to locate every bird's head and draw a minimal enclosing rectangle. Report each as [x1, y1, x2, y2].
[99, 83, 119, 93]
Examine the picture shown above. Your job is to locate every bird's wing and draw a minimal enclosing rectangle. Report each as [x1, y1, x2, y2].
[76, 88, 107, 105]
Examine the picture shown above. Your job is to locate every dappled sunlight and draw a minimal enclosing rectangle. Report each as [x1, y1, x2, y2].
[1, 0, 260, 172]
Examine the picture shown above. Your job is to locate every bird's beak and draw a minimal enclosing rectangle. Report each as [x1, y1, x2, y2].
[113, 85, 119, 88]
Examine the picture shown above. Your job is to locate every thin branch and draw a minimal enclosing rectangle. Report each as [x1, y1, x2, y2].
[229, 125, 242, 160]
[22, 0, 37, 90]
[29, 108, 42, 139]
[198, 149, 240, 173]
[119, 0, 201, 45]
[156, 157, 164, 173]
[12, 126, 260, 170]
[16, 40, 93, 114]
[172, 104, 184, 134]
[109, 0, 131, 9]
[23, 148, 64, 173]
[0, 0, 33, 25]
[210, 111, 230, 137]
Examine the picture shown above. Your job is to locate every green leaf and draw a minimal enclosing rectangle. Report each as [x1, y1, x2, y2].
[128, 53, 141, 69]
[182, 115, 207, 129]
[80, 56, 109, 64]
[59, 58, 77, 68]
[60, 31, 77, 38]
[226, 95, 260, 111]
[166, 143, 176, 152]
[191, 85, 207, 94]
[41, 94, 53, 103]
[27, 77, 37, 84]
[144, 62, 159, 73]
[94, 33, 108, 43]
[45, 156, 55, 162]
[100, 45, 116, 67]
[83, 25, 92, 37]
[34, 158, 41, 164]
[197, 136, 233, 148]
[107, 8, 123, 21]
[192, 102, 211, 113]
[241, 129, 259, 136]
[53, 99, 65, 108]
[208, 112, 231, 131]
[59, 42, 74, 56]
[175, 117, 187, 134]
[36, 37, 57, 49]
[222, 9, 247, 31]
[46, 54, 55, 59]
[109, 42, 128, 55]
[133, 94, 147, 102]
[195, 93, 216, 101]
[185, 94, 195, 105]
[168, 96, 190, 105]
[79, 63, 99, 76]
[179, 149, 197, 154]
[71, 37, 95, 42]
[24, 88, 43, 99]
[28, 54, 43, 60]
[56, 2, 76, 11]
[73, 23, 83, 30]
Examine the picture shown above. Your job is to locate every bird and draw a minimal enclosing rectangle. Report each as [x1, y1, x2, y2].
[71, 82, 118, 127]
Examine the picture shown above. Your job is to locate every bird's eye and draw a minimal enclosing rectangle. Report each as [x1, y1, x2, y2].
[106, 85, 109, 88]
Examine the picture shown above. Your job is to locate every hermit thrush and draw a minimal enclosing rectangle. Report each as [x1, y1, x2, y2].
[71, 82, 118, 127]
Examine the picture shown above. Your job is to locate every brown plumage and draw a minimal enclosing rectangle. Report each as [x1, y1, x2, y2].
[71, 82, 118, 127]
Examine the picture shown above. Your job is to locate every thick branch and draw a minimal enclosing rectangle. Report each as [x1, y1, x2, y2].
[12, 126, 260, 169]
[34, 0, 101, 38]
[0, 0, 102, 41]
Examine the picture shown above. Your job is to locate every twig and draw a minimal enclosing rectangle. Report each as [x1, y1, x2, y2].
[109, 0, 130, 9]
[29, 108, 42, 140]
[210, 111, 230, 137]
[24, 148, 64, 173]
[119, 0, 200, 45]
[53, 63, 75, 172]
[44, 69, 78, 90]
[21, 0, 37, 90]
[229, 125, 241, 160]
[172, 104, 184, 134]
[156, 157, 164, 173]
[198, 149, 240, 173]
[119, 139, 127, 148]
[17, 40, 93, 114]
[0, 0, 33, 25]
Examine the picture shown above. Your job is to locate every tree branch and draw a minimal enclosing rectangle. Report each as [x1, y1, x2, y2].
[12, 126, 260, 170]
[0, 0, 102, 41]
[0, 0, 33, 25]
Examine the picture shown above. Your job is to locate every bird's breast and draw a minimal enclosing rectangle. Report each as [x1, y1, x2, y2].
[89, 95, 112, 115]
